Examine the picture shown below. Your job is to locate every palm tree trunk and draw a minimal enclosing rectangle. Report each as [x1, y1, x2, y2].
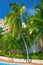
[21, 33, 29, 62]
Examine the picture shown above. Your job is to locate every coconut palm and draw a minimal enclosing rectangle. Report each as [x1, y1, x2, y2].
[29, 0, 43, 52]
[4, 3, 29, 61]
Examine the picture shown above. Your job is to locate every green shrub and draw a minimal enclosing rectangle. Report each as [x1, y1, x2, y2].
[29, 53, 43, 59]
[15, 54, 23, 58]
[15, 54, 27, 59]
[0, 52, 5, 56]
[10, 53, 15, 58]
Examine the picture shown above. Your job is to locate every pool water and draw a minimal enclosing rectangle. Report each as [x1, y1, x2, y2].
[0, 62, 25, 65]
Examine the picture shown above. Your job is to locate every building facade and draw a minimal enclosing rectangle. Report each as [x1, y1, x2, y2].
[0, 19, 10, 34]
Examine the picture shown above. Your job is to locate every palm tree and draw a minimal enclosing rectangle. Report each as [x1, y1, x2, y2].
[30, 0, 43, 52]
[4, 3, 29, 61]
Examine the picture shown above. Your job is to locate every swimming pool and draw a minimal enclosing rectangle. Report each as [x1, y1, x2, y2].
[0, 62, 26, 65]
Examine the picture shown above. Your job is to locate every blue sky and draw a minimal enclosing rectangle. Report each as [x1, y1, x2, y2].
[0, 0, 40, 18]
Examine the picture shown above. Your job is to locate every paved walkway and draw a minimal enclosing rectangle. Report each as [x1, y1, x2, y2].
[0, 56, 43, 65]
[0, 59, 43, 65]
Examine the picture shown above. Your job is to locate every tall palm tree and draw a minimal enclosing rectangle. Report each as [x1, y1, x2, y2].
[4, 3, 29, 61]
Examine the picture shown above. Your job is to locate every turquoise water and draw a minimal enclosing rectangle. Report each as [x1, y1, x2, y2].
[0, 62, 24, 65]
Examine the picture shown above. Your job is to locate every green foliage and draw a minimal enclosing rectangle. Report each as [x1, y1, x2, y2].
[0, 27, 3, 38]
[9, 53, 15, 58]
[4, 2, 26, 38]
[0, 27, 3, 33]
[0, 1, 43, 59]
[15, 54, 26, 59]
[29, 53, 43, 59]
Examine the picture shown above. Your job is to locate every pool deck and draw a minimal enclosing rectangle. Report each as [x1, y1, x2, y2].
[0, 56, 43, 65]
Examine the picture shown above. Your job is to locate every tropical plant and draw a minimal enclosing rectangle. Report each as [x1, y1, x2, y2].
[4, 3, 29, 61]
[30, 0, 43, 52]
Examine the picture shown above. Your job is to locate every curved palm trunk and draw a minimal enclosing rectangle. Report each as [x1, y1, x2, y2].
[21, 33, 29, 62]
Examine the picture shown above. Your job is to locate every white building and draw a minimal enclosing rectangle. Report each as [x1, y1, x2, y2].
[0, 19, 10, 34]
